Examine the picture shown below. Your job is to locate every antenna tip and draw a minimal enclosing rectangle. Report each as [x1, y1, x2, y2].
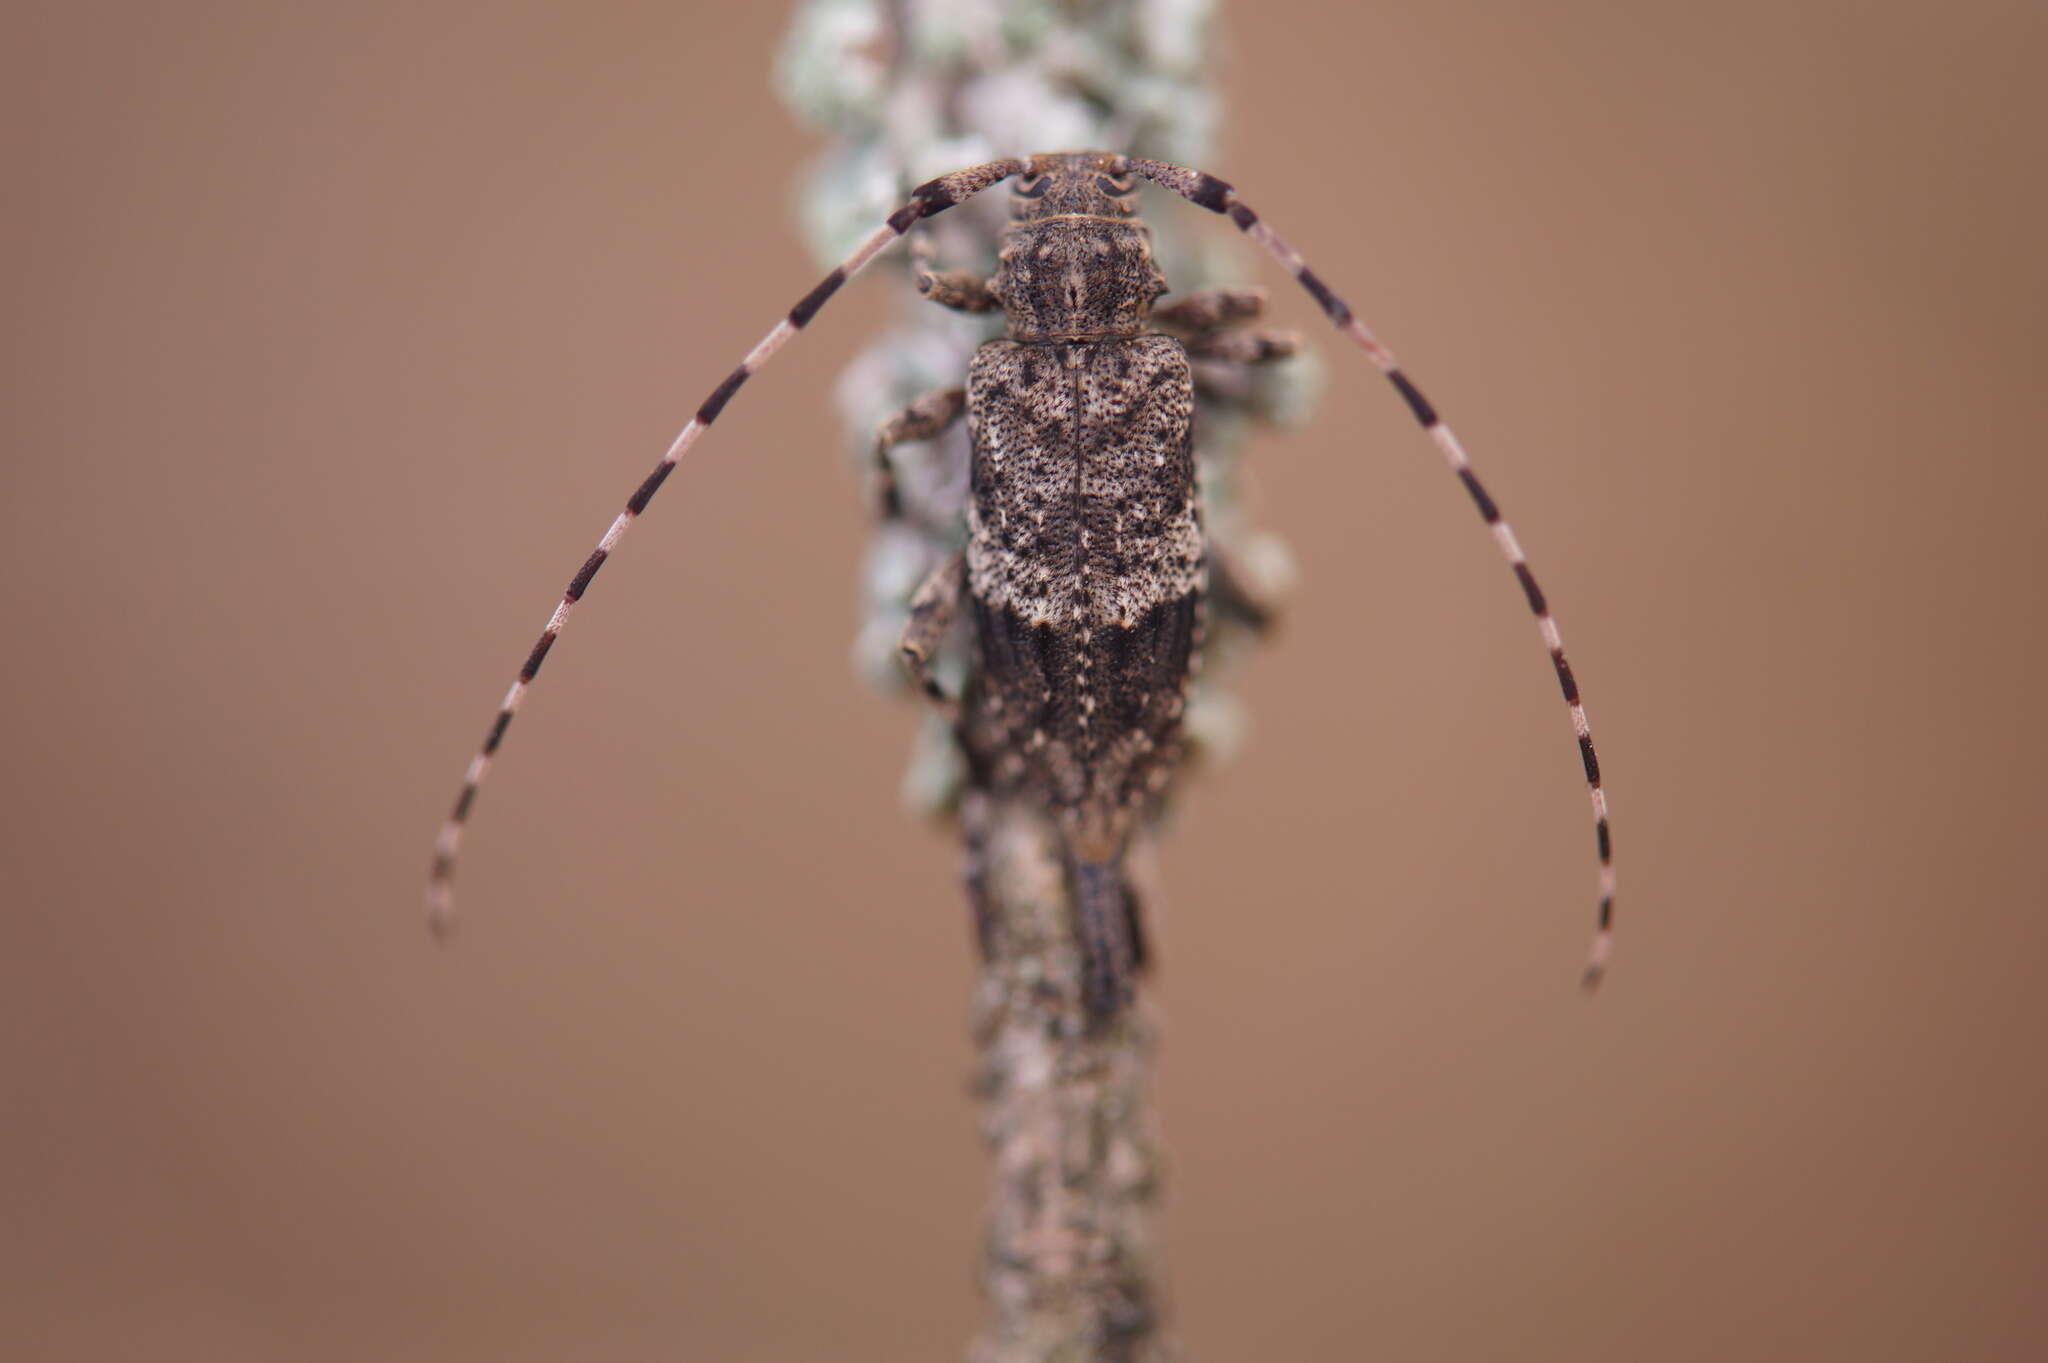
[426, 890, 457, 945]
[1579, 930, 1612, 993]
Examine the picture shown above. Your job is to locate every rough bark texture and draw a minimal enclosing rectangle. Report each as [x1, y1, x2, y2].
[965, 794, 1173, 1363]
[778, 3, 1311, 1357]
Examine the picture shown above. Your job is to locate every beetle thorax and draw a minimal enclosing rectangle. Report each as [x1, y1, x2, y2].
[992, 218, 1167, 343]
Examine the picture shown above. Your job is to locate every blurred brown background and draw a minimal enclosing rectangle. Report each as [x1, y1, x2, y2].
[5, 1, 2044, 1359]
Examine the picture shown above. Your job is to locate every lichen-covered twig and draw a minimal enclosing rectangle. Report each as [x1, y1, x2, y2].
[966, 793, 1169, 1362]
[778, 5, 1314, 1357]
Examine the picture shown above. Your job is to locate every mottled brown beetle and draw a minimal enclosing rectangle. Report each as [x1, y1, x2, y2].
[428, 152, 1617, 1020]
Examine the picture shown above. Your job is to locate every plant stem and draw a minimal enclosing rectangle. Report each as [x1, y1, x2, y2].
[965, 794, 1172, 1361]
[777, 3, 1306, 1354]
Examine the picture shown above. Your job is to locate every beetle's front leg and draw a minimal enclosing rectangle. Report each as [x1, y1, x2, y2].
[1161, 286, 1299, 398]
[1185, 329, 1300, 365]
[910, 233, 1000, 314]
[1153, 286, 1267, 336]
[872, 386, 967, 521]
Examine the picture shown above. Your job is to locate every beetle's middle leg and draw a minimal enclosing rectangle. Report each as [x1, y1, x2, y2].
[1158, 285, 1300, 386]
[898, 551, 966, 711]
[1204, 546, 1283, 635]
[872, 386, 967, 521]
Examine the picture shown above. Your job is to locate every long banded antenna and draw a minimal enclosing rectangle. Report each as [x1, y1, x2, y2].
[1125, 156, 1617, 987]
[425, 158, 1026, 936]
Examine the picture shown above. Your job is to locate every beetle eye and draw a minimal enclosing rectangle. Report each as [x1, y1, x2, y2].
[1014, 176, 1051, 199]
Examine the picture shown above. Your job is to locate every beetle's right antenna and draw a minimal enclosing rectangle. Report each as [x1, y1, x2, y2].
[425, 158, 1026, 938]
[1125, 156, 1617, 989]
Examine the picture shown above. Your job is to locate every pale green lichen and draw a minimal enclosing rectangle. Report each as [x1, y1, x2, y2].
[774, 8, 1318, 1357]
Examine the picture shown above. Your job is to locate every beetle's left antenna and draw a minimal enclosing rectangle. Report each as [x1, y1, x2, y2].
[425, 158, 1025, 938]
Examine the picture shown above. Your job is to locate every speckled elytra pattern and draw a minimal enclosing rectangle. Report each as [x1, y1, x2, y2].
[965, 340, 1202, 629]
[935, 158, 1210, 1018]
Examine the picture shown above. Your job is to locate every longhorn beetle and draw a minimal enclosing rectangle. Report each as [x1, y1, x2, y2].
[427, 152, 1616, 1018]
